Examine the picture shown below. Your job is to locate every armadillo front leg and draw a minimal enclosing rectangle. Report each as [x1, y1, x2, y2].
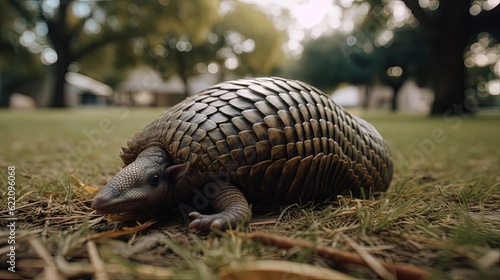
[188, 184, 250, 231]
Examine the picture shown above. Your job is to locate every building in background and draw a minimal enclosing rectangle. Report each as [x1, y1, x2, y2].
[114, 66, 219, 107]
[331, 80, 434, 113]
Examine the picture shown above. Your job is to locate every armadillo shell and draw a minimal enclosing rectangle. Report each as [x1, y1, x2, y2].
[120, 77, 393, 204]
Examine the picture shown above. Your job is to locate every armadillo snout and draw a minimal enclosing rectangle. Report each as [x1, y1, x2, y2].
[91, 180, 138, 214]
[90, 192, 114, 213]
[91, 153, 171, 214]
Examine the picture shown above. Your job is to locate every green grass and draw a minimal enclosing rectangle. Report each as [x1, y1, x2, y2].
[0, 109, 499, 279]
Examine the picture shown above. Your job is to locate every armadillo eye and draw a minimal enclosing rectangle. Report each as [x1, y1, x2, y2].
[148, 174, 159, 187]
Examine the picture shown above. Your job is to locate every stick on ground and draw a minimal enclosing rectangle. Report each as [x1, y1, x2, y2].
[232, 231, 430, 280]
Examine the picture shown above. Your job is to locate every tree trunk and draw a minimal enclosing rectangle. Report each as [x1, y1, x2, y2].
[427, 1, 471, 115]
[429, 45, 469, 115]
[401, 0, 476, 116]
[45, 1, 71, 108]
[362, 84, 370, 109]
[176, 52, 190, 99]
[50, 56, 70, 108]
[390, 85, 401, 112]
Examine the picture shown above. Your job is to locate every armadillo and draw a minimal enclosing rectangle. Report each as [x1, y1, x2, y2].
[91, 77, 393, 231]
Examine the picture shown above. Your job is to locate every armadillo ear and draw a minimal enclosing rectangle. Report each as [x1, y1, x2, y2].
[166, 162, 190, 181]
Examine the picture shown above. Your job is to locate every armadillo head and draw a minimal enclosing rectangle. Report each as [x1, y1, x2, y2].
[91, 146, 189, 214]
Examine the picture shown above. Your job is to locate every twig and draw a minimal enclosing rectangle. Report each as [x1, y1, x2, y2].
[477, 250, 500, 269]
[28, 238, 64, 280]
[88, 220, 156, 240]
[249, 220, 278, 226]
[87, 241, 109, 280]
[232, 231, 430, 280]
[342, 233, 395, 280]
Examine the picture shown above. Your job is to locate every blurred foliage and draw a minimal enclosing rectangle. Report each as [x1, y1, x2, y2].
[286, 26, 429, 93]
[285, 34, 371, 89]
[364, 0, 500, 114]
[219, 2, 286, 76]
[0, 0, 285, 107]
[282, 0, 499, 114]
[376, 26, 431, 110]
[0, 1, 44, 106]
[3, 0, 498, 112]
[141, 1, 286, 97]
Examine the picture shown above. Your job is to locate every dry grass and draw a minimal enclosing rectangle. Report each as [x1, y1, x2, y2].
[0, 109, 499, 279]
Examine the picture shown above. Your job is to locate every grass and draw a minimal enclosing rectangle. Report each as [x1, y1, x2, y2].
[0, 108, 499, 279]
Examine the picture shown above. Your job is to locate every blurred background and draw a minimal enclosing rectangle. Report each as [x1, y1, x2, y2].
[0, 0, 499, 115]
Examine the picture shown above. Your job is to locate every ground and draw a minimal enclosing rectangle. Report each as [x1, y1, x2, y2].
[0, 108, 498, 280]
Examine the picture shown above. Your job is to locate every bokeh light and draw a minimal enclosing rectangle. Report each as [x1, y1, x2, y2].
[387, 66, 403, 77]
[41, 48, 58, 65]
[487, 79, 500, 95]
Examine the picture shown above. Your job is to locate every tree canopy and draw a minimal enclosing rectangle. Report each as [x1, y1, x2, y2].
[1, 0, 285, 107]
[287, 25, 430, 109]
[3, 0, 499, 113]
[283, 0, 499, 114]
[362, 0, 500, 114]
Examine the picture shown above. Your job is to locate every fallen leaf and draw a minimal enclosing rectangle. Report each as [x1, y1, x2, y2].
[219, 260, 356, 280]
[71, 173, 101, 195]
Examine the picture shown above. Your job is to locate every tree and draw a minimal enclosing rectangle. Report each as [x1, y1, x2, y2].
[135, 0, 221, 98]
[362, 0, 500, 115]
[283, 23, 432, 111]
[0, 1, 44, 106]
[218, 2, 286, 76]
[285, 34, 381, 90]
[140, 1, 286, 99]
[5, 0, 221, 107]
[374, 26, 431, 111]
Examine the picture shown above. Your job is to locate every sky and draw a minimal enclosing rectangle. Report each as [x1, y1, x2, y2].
[240, 0, 358, 56]
[241, 0, 354, 28]
[240, 0, 377, 57]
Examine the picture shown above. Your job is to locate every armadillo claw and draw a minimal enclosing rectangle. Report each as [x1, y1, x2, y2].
[188, 211, 226, 231]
